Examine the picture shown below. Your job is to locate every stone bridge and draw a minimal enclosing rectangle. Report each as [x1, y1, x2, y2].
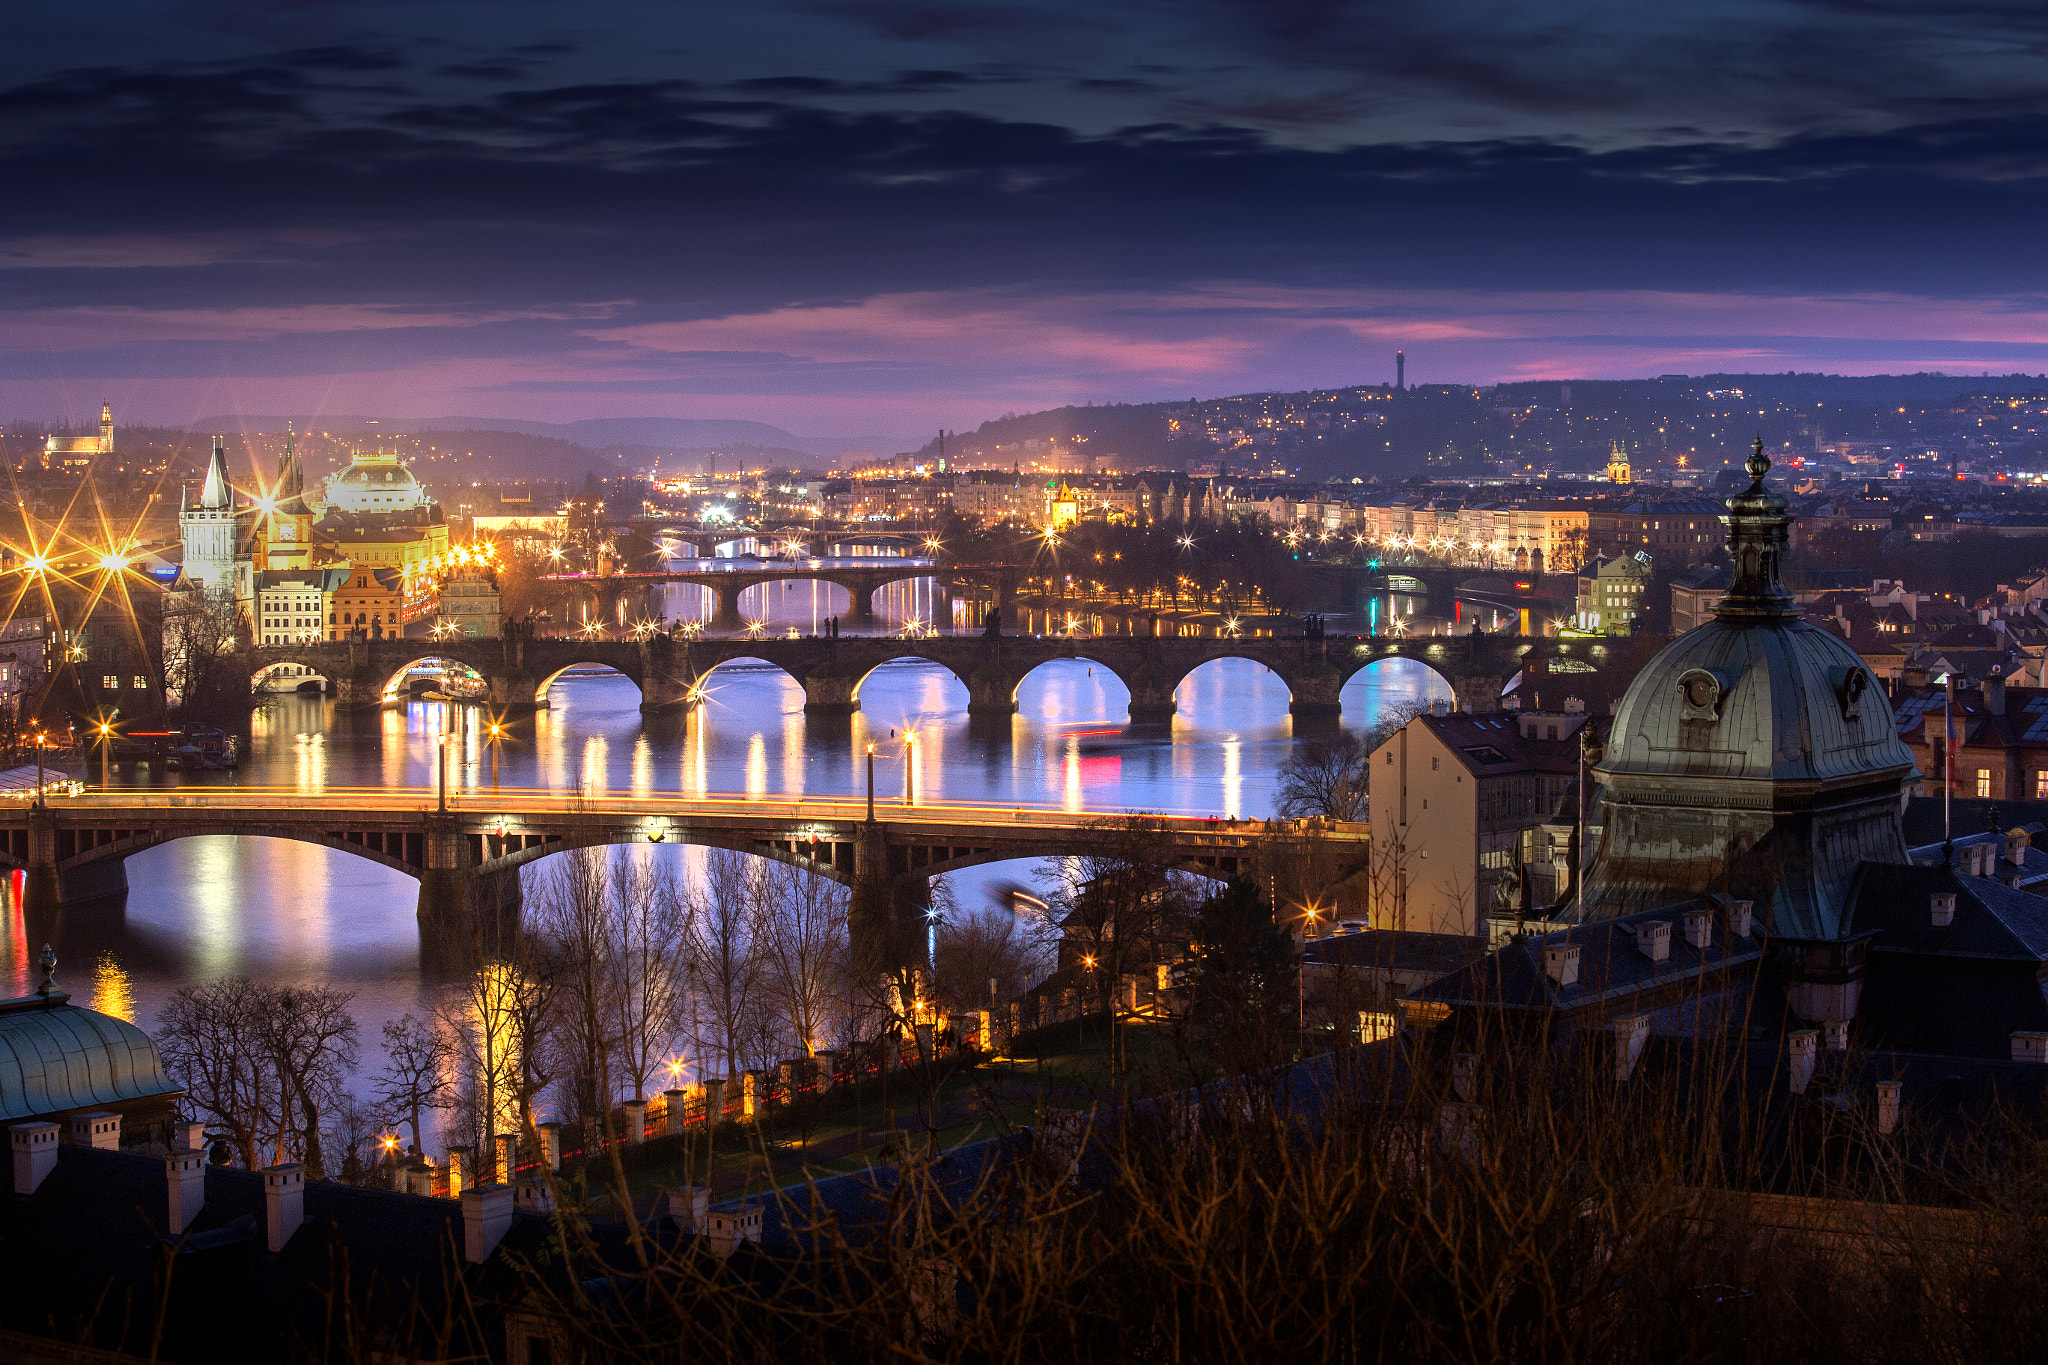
[640, 523, 934, 558]
[1361, 565, 1579, 607]
[542, 562, 1014, 629]
[246, 626, 1604, 721]
[0, 791, 1352, 970]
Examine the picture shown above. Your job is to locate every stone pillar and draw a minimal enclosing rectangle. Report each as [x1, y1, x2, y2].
[977, 1009, 994, 1049]
[1451, 671, 1503, 715]
[815, 1051, 839, 1093]
[914, 1022, 936, 1060]
[21, 807, 58, 912]
[801, 667, 859, 715]
[1125, 664, 1177, 724]
[712, 583, 746, 631]
[622, 1099, 647, 1145]
[446, 1145, 469, 1197]
[701, 1077, 727, 1124]
[843, 581, 877, 624]
[1287, 662, 1344, 720]
[493, 1132, 518, 1181]
[486, 669, 539, 713]
[535, 1121, 561, 1171]
[965, 666, 1020, 717]
[664, 1089, 689, 1136]
[58, 855, 130, 906]
[416, 816, 476, 924]
[741, 1072, 763, 1119]
[637, 637, 698, 713]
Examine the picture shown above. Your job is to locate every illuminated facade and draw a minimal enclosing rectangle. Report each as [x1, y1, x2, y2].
[177, 438, 257, 604]
[320, 448, 434, 513]
[42, 403, 113, 472]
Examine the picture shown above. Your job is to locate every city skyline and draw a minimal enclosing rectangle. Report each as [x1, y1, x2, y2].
[9, 2, 2048, 442]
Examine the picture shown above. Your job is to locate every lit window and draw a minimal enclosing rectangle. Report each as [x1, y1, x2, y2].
[133, 676, 146, 689]
[1359, 1011, 1398, 1043]
[1977, 769, 1992, 798]
[2036, 771, 2047, 800]
[101, 675, 116, 689]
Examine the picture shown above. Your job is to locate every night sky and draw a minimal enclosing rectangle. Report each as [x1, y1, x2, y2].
[8, 1, 2048, 445]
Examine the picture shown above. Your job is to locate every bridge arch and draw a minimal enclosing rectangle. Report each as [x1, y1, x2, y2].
[1010, 655, 1138, 720]
[690, 654, 806, 715]
[1172, 655, 1295, 723]
[850, 655, 970, 714]
[253, 660, 328, 694]
[1338, 655, 1456, 730]
[534, 658, 647, 707]
[381, 655, 492, 703]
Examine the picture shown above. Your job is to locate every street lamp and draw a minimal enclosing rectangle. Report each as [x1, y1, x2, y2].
[865, 741, 876, 823]
[903, 729, 917, 806]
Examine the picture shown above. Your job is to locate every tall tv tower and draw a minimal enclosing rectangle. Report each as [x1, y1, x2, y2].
[1396, 350, 1406, 391]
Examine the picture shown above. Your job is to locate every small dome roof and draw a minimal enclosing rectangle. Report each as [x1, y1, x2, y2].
[1603, 617, 1912, 785]
[0, 999, 180, 1123]
[332, 463, 419, 486]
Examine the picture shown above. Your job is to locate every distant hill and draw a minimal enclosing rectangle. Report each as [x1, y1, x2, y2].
[184, 415, 904, 462]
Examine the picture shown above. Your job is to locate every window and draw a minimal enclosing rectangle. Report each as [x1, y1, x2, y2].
[1359, 1011, 1398, 1043]
[1431, 757, 1439, 770]
[133, 676, 146, 689]
[2036, 770, 2048, 800]
[1977, 769, 1992, 798]
[101, 675, 117, 689]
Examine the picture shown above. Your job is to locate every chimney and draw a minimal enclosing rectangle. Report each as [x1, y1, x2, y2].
[2007, 830, 2029, 867]
[68, 1111, 120, 1151]
[1451, 1053, 1477, 1102]
[1614, 1015, 1650, 1082]
[665, 1185, 710, 1232]
[622, 1099, 647, 1144]
[11, 1122, 58, 1195]
[1931, 891, 1957, 927]
[514, 1179, 554, 1214]
[178, 1120, 206, 1153]
[1635, 920, 1672, 962]
[463, 1183, 514, 1263]
[1985, 668, 2006, 715]
[1541, 942, 1581, 987]
[1430, 697, 1451, 717]
[2012, 1031, 2048, 1065]
[1788, 1030, 1819, 1095]
[1876, 1080, 1902, 1135]
[262, 1164, 304, 1253]
[1724, 900, 1754, 939]
[703, 1203, 763, 1258]
[1682, 907, 1715, 951]
[1825, 1019, 1849, 1051]
[535, 1121, 561, 1171]
[166, 1149, 206, 1233]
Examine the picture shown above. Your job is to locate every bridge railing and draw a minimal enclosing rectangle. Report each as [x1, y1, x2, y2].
[25, 786, 1335, 836]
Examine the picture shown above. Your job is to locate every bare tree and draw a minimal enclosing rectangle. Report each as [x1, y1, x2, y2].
[161, 588, 250, 721]
[688, 848, 764, 1078]
[257, 984, 360, 1180]
[752, 860, 849, 1058]
[156, 978, 280, 1169]
[1275, 732, 1370, 822]
[930, 879, 1041, 1016]
[605, 854, 694, 1100]
[528, 847, 615, 1138]
[373, 1013, 457, 1157]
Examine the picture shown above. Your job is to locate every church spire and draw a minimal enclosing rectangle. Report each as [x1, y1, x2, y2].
[1714, 437, 1798, 622]
[199, 437, 233, 511]
[277, 421, 303, 500]
[98, 401, 113, 455]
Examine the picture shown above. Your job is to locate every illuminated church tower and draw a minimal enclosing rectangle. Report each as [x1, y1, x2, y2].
[262, 424, 318, 569]
[180, 438, 254, 601]
[1606, 440, 1633, 485]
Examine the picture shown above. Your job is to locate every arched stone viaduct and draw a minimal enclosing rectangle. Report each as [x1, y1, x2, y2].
[0, 794, 1352, 973]
[545, 562, 1011, 630]
[247, 625, 1600, 722]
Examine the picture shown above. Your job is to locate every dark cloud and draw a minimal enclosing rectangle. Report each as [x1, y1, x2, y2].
[437, 59, 539, 80]
[275, 45, 408, 73]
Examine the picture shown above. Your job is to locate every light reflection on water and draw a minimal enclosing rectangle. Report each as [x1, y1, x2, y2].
[0, 654, 1452, 1100]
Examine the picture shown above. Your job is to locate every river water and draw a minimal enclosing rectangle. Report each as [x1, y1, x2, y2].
[0, 552, 1473, 1114]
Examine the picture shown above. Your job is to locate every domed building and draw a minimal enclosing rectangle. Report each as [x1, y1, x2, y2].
[1580, 442, 1918, 939]
[320, 448, 433, 514]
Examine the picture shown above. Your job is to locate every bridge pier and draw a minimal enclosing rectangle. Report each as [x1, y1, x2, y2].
[712, 584, 746, 632]
[965, 667, 1019, 718]
[842, 584, 877, 626]
[488, 669, 539, 713]
[417, 818, 475, 924]
[638, 639, 698, 713]
[1287, 661, 1345, 721]
[802, 667, 858, 716]
[1125, 664, 1177, 725]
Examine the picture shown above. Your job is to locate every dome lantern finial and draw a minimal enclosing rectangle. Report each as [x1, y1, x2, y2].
[1715, 435, 1797, 622]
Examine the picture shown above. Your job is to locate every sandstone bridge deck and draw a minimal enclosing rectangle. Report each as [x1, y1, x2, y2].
[0, 789, 1364, 967]
[247, 627, 1609, 721]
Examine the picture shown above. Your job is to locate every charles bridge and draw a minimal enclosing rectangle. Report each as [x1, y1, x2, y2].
[245, 622, 1607, 722]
